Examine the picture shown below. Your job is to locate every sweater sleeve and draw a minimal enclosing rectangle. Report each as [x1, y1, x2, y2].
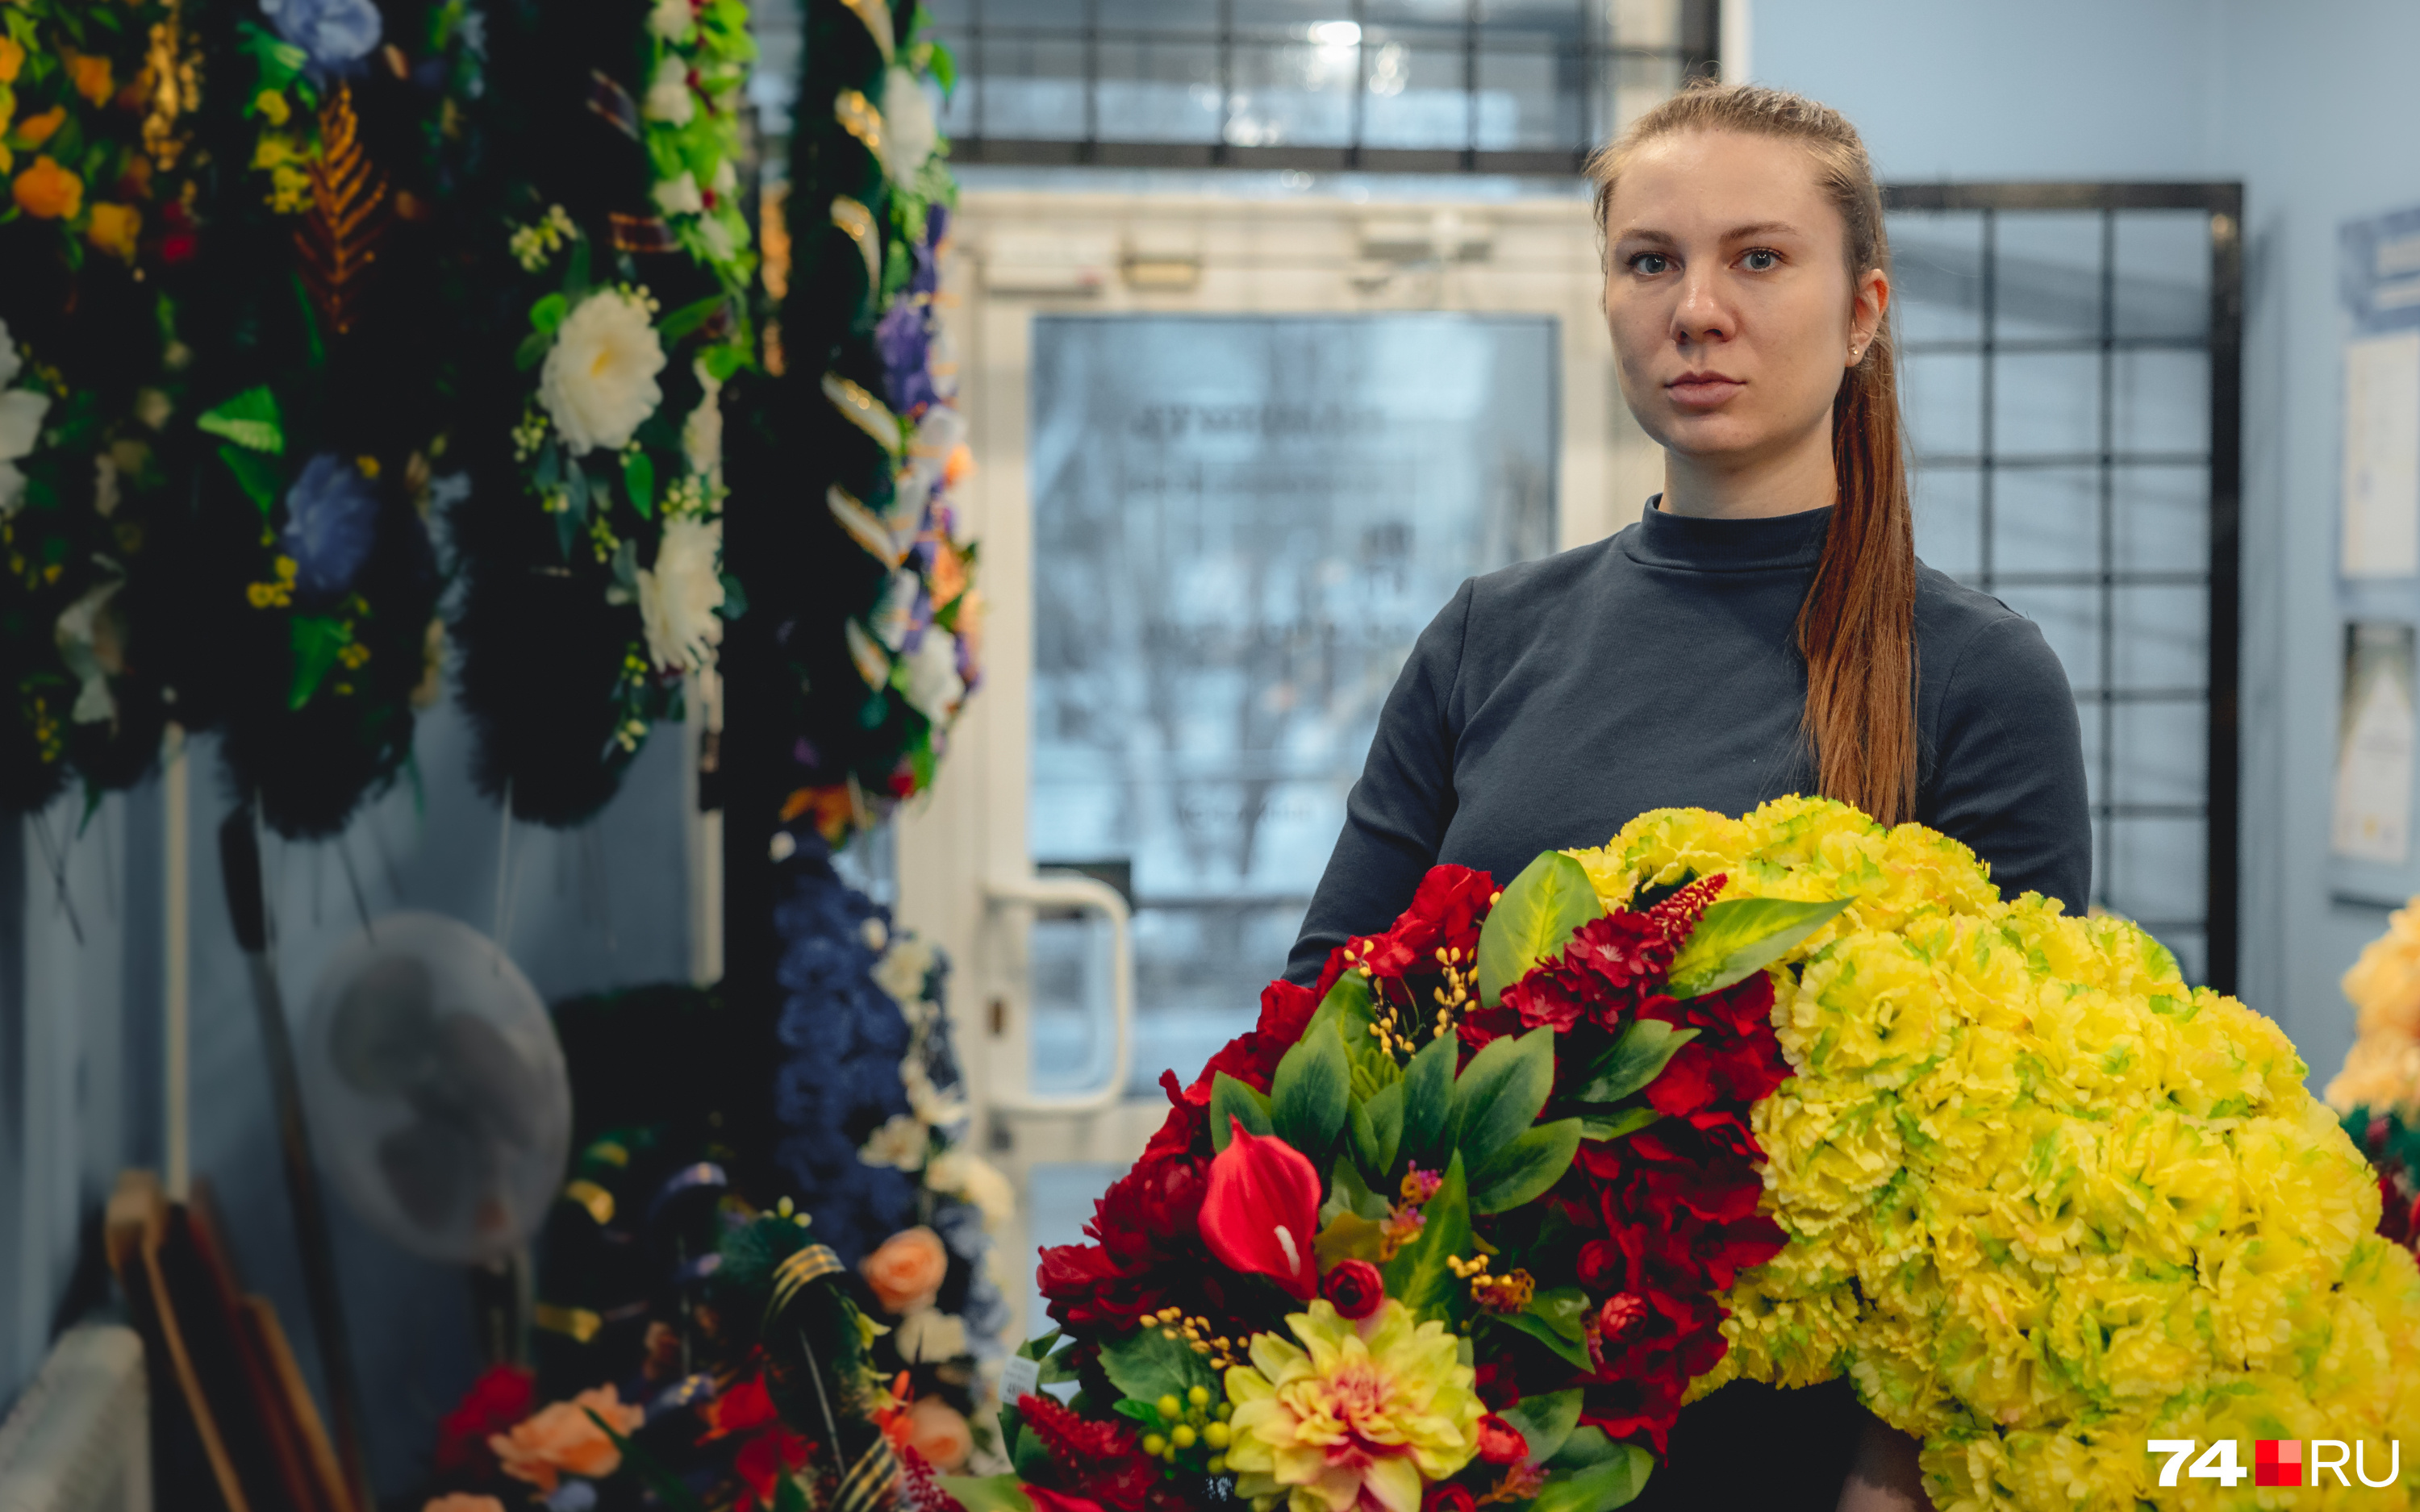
[1283, 580, 1474, 983]
[1923, 613, 2093, 910]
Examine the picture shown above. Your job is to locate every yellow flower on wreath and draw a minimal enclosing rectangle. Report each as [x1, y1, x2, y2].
[1222, 1299, 1484, 1512]
[86, 202, 140, 261]
[12, 155, 79, 219]
[64, 52, 111, 107]
[0, 37, 23, 87]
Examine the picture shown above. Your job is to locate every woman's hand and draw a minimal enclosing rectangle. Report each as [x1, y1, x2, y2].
[1837, 1414, 1934, 1512]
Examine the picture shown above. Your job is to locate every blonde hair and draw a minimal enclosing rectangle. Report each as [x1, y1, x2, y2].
[1587, 82, 1917, 825]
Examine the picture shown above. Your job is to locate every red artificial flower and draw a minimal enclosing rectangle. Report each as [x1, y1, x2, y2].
[1475, 1414, 1528, 1465]
[2381, 1175, 2411, 1243]
[1201, 1123, 1323, 1298]
[1018, 1393, 1157, 1512]
[1024, 1489, 1110, 1512]
[432, 1364, 535, 1477]
[735, 1427, 814, 1507]
[1597, 1292, 1648, 1342]
[703, 1376, 780, 1439]
[1423, 1484, 1476, 1512]
[1348, 865, 1496, 977]
[1321, 1259, 1385, 1320]
[1037, 1153, 1208, 1329]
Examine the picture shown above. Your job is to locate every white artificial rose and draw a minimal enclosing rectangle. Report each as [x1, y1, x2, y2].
[538, 289, 666, 454]
[0, 387, 51, 517]
[894, 1310, 968, 1364]
[857, 1113, 928, 1172]
[644, 55, 694, 124]
[712, 157, 737, 195]
[874, 935, 936, 1006]
[881, 66, 937, 182]
[682, 361, 724, 478]
[0, 321, 21, 386]
[53, 579, 122, 725]
[647, 0, 693, 40]
[653, 171, 703, 216]
[871, 567, 920, 651]
[927, 1150, 1016, 1229]
[697, 214, 736, 266]
[903, 630, 965, 722]
[636, 513, 726, 673]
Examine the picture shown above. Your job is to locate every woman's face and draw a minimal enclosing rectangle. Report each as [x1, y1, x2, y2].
[1601, 129, 1888, 473]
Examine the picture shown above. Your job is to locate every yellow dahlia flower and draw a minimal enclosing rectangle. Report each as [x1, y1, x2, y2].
[1566, 799, 2420, 1506]
[1222, 1299, 1485, 1512]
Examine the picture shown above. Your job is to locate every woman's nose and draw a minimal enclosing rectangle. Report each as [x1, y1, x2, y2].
[1672, 270, 1731, 344]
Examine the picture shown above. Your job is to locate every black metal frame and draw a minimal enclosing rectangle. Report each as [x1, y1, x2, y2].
[939, 0, 1719, 176]
[1884, 182, 2243, 992]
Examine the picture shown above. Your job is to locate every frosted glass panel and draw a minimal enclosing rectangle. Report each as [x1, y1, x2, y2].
[1027, 314, 1557, 1094]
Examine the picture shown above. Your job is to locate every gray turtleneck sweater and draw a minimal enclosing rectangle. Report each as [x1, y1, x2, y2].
[1281, 500, 2091, 1510]
[1286, 499, 2090, 984]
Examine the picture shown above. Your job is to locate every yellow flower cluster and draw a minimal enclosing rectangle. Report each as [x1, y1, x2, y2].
[2326, 898, 2420, 1118]
[1570, 797, 2420, 1510]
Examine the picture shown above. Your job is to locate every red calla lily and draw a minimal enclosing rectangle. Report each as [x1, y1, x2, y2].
[1200, 1120, 1323, 1298]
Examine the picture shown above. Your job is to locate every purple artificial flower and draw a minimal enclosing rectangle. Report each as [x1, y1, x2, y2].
[279, 452, 380, 602]
[261, 0, 382, 75]
[875, 299, 934, 418]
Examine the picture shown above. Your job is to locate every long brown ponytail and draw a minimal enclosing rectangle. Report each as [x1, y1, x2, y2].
[1586, 83, 1918, 825]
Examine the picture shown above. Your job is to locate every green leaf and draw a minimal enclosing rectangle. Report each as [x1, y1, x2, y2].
[1578, 1021, 1700, 1105]
[720, 571, 749, 620]
[623, 449, 657, 519]
[941, 1477, 1035, 1512]
[659, 292, 728, 342]
[1314, 971, 1402, 1095]
[1452, 1027, 1556, 1165]
[1475, 852, 1604, 1004]
[1579, 1107, 1661, 1142]
[1525, 1285, 1591, 1344]
[1467, 1118, 1582, 1214]
[565, 235, 593, 300]
[1010, 1425, 1052, 1481]
[1550, 1426, 1621, 1470]
[530, 291, 569, 333]
[287, 616, 349, 710]
[1484, 1310, 1592, 1372]
[1533, 1441, 1654, 1512]
[1496, 1388, 1583, 1464]
[197, 386, 284, 454]
[1379, 1152, 1471, 1326]
[1099, 1322, 1217, 1406]
[584, 1407, 710, 1512]
[1352, 1082, 1404, 1175]
[217, 445, 282, 517]
[1208, 1073, 1271, 1152]
[1398, 1031, 1461, 1167]
[1313, 1210, 1384, 1268]
[1325, 1152, 1390, 1223]
[1270, 1020, 1350, 1158]
[1015, 1329, 1062, 1363]
[1666, 897, 1850, 998]
[515, 327, 555, 371]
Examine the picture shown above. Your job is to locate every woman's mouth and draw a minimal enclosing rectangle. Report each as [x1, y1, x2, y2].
[1667, 373, 1745, 410]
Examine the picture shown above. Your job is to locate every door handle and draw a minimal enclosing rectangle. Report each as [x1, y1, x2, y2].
[984, 872, 1133, 1115]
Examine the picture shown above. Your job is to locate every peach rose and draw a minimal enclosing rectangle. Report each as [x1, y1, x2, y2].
[16, 107, 64, 148]
[486, 1385, 643, 1493]
[66, 53, 111, 106]
[0, 38, 24, 85]
[86, 202, 139, 261]
[12, 156, 79, 220]
[903, 1397, 972, 1471]
[860, 1225, 948, 1314]
[423, 1498, 505, 1512]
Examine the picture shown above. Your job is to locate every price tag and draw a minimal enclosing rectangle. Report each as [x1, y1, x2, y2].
[1000, 1354, 1041, 1406]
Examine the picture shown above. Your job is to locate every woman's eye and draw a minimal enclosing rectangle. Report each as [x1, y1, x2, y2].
[1628, 252, 1671, 275]
[1741, 248, 1780, 272]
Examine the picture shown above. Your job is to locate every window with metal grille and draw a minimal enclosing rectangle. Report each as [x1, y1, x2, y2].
[905, 0, 1717, 174]
[1886, 185, 2243, 991]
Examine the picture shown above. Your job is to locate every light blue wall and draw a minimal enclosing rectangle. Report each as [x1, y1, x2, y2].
[1755, 0, 2407, 1088]
[1, 702, 694, 1494]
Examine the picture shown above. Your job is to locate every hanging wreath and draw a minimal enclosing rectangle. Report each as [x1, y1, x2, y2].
[448, 0, 754, 829]
[162, 0, 480, 838]
[0, 0, 199, 813]
[729, 0, 977, 850]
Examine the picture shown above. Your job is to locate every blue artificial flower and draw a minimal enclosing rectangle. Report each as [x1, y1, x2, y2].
[261, 0, 382, 75]
[278, 452, 380, 603]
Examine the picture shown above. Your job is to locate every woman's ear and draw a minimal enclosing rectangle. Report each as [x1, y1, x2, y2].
[1848, 266, 1890, 366]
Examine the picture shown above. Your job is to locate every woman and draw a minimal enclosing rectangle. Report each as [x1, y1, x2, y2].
[1284, 84, 2090, 1512]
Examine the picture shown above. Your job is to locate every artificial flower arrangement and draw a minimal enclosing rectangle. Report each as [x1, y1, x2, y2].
[944, 798, 2420, 1512]
[0, 0, 198, 810]
[449, 0, 755, 827]
[2328, 898, 2420, 1268]
[733, 0, 978, 850]
[163, 0, 479, 836]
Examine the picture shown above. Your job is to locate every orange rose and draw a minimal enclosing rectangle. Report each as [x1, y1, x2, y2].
[422, 1498, 505, 1512]
[13, 156, 81, 220]
[486, 1385, 643, 1493]
[15, 106, 64, 147]
[65, 53, 111, 106]
[86, 202, 140, 260]
[903, 1397, 972, 1472]
[0, 37, 24, 85]
[859, 1225, 949, 1314]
